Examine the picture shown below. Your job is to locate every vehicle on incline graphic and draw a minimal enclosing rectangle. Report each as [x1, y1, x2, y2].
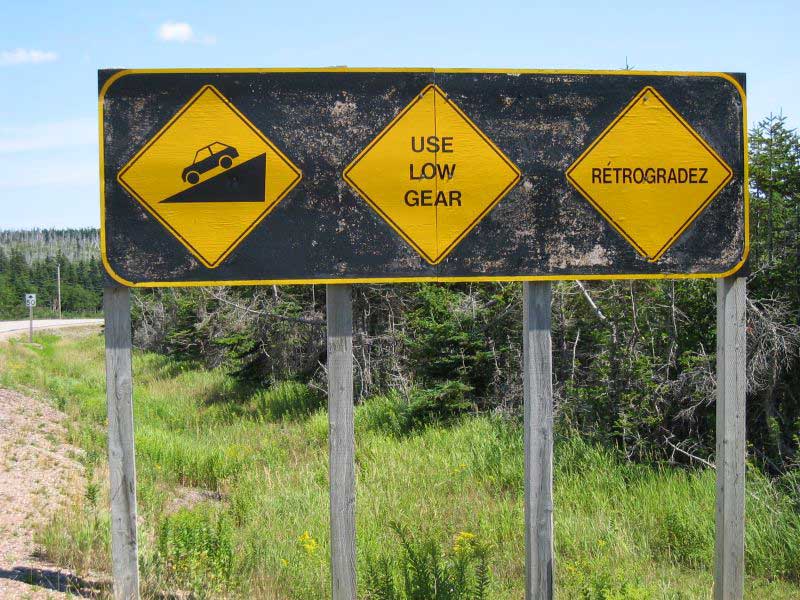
[182, 142, 239, 184]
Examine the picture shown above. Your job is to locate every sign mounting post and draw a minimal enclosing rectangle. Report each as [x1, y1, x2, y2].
[715, 275, 746, 599]
[326, 284, 356, 600]
[103, 285, 140, 600]
[24, 293, 36, 343]
[523, 281, 554, 599]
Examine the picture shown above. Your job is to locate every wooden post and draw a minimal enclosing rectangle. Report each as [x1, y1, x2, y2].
[326, 284, 356, 600]
[714, 275, 746, 600]
[104, 285, 140, 600]
[28, 303, 33, 343]
[523, 281, 554, 600]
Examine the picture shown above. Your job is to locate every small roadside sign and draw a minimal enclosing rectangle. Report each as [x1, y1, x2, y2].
[25, 293, 36, 308]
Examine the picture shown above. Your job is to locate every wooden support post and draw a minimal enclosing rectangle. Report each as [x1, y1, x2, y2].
[28, 304, 33, 343]
[326, 284, 356, 600]
[714, 275, 746, 600]
[523, 281, 554, 600]
[104, 285, 140, 600]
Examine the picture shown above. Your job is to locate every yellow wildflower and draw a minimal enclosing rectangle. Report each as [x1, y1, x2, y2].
[451, 462, 468, 475]
[453, 531, 478, 555]
[298, 531, 319, 555]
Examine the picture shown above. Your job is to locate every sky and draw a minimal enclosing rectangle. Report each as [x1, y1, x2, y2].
[1, 0, 798, 229]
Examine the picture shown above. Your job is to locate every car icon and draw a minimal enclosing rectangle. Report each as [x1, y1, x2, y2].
[182, 142, 239, 184]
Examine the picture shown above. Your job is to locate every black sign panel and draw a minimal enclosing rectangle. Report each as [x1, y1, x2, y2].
[100, 69, 747, 286]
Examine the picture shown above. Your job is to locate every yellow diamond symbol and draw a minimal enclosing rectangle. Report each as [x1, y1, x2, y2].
[566, 86, 733, 261]
[118, 85, 301, 268]
[344, 84, 520, 264]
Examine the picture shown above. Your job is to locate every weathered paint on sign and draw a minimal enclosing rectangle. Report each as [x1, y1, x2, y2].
[99, 69, 747, 286]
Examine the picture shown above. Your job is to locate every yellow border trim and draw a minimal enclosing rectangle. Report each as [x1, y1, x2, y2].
[99, 68, 748, 287]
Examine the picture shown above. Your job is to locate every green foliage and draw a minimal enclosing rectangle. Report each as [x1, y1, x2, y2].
[252, 380, 324, 421]
[746, 114, 800, 475]
[0, 245, 103, 319]
[357, 390, 408, 436]
[565, 557, 652, 600]
[364, 523, 491, 600]
[356, 382, 473, 436]
[467, 416, 523, 493]
[154, 507, 234, 595]
[403, 283, 518, 401]
[4, 333, 800, 598]
[404, 381, 474, 429]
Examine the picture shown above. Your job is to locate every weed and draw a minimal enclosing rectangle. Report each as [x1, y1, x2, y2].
[364, 522, 491, 600]
[154, 507, 234, 596]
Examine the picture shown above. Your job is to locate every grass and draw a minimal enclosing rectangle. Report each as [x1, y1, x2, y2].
[0, 330, 798, 598]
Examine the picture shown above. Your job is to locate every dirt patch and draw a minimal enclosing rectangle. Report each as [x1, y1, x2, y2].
[0, 387, 102, 597]
[165, 487, 225, 515]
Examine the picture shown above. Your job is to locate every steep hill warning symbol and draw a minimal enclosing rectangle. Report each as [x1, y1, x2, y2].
[117, 85, 302, 268]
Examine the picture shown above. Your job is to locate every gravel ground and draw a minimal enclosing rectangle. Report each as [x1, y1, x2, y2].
[0, 387, 102, 597]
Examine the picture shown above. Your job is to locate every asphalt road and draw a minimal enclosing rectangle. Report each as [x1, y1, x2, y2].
[0, 318, 104, 341]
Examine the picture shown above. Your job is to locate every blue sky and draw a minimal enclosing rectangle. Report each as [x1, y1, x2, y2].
[1, 0, 798, 229]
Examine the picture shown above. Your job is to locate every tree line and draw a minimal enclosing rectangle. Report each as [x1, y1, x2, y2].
[0, 227, 99, 262]
[0, 246, 104, 319]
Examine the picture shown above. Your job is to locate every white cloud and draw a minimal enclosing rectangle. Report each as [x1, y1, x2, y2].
[157, 21, 215, 45]
[0, 48, 58, 66]
[0, 118, 95, 154]
[158, 21, 194, 43]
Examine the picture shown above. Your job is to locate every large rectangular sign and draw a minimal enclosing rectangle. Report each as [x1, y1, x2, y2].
[99, 69, 747, 286]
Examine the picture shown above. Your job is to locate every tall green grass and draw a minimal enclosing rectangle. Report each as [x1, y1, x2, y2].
[1, 330, 798, 598]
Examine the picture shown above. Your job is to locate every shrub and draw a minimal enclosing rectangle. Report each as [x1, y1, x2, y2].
[357, 391, 408, 436]
[404, 381, 474, 430]
[357, 382, 473, 436]
[252, 380, 323, 421]
[154, 507, 234, 596]
[364, 523, 490, 600]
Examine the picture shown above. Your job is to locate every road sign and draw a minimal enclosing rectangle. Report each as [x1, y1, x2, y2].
[117, 85, 301, 268]
[566, 87, 733, 262]
[25, 294, 36, 308]
[344, 84, 520, 265]
[100, 69, 747, 286]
